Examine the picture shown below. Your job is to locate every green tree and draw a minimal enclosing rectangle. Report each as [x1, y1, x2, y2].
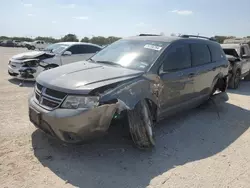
[34, 36, 59, 43]
[12, 37, 33, 42]
[213, 36, 235, 44]
[60, 34, 78, 42]
[81, 37, 90, 43]
[89, 36, 107, 45]
[214, 36, 228, 43]
[106, 36, 121, 44]
[0, 36, 10, 41]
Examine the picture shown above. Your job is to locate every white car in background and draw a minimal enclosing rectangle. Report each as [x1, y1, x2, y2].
[8, 42, 102, 80]
[26, 40, 49, 50]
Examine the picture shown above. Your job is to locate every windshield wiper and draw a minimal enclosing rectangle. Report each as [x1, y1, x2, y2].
[88, 58, 96, 63]
[96, 60, 122, 67]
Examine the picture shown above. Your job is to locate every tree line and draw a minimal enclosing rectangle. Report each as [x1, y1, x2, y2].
[0, 33, 250, 45]
[0, 34, 121, 46]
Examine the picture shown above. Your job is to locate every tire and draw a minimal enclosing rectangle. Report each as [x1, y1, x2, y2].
[228, 70, 241, 89]
[127, 100, 155, 149]
[30, 46, 35, 50]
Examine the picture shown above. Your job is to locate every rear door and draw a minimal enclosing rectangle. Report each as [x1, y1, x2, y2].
[158, 43, 195, 118]
[81, 45, 101, 59]
[190, 43, 215, 97]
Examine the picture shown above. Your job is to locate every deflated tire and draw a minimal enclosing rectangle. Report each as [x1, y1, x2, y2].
[127, 100, 155, 149]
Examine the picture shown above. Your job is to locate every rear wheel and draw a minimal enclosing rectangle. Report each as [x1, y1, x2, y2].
[127, 100, 155, 149]
[30, 46, 35, 50]
[228, 70, 241, 89]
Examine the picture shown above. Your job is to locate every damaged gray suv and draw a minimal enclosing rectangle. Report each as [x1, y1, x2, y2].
[29, 34, 229, 149]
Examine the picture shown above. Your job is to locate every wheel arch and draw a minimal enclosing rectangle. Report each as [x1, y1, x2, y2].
[145, 98, 158, 122]
[45, 63, 59, 68]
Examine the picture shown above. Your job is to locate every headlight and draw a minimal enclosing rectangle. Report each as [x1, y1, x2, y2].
[61, 95, 99, 109]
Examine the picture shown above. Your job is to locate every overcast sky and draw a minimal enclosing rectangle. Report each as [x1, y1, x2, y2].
[1, 0, 250, 39]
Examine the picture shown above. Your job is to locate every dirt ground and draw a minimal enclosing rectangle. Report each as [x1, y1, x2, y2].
[0, 47, 250, 188]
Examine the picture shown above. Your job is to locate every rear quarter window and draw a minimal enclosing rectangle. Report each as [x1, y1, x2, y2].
[84, 45, 101, 53]
[209, 44, 226, 62]
[190, 43, 211, 66]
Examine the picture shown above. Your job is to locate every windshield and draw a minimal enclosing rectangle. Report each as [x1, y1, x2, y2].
[223, 48, 239, 58]
[90, 39, 169, 71]
[44, 43, 70, 54]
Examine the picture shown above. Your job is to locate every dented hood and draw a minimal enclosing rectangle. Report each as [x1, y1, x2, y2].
[36, 61, 144, 94]
[11, 51, 54, 60]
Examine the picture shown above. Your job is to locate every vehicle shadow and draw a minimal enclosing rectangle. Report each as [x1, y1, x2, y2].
[8, 78, 35, 88]
[227, 80, 250, 96]
[31, 93, 250, 188]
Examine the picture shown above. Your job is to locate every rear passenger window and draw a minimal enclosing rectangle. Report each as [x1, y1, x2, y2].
[161, 44, 191, 72]
[85, 45, 101, 53]
[69, 45, 101, 54]
[67, 45, 82, 54]
[209, 44, 226, 62]
[190, 44, 211, 66]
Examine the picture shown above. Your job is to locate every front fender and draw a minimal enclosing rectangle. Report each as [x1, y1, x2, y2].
[231, 61, 242, 73]
[99, 74, 162, 111]
[41, 56, 60, 66]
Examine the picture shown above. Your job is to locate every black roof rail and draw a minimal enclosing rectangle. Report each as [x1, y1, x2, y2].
[180, 34, 216, 41]
[139, 33, 161, 36]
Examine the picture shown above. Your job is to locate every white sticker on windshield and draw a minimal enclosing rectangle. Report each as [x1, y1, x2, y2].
[144, 44, 162, 51]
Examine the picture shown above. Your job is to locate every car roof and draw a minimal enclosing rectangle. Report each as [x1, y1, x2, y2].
[123, 36, 218, 45]
[57, 42, 101, 47]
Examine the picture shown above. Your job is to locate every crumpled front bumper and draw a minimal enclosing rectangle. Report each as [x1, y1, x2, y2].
[8, 64, 37, 81]
[28, 95, 119, 143]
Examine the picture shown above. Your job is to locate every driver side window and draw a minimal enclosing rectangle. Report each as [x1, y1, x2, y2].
[160, 44, 191, 73]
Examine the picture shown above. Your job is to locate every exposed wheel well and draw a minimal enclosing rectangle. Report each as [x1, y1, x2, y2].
[211, 75, 228, 94]
[44, 64, 59, 70]
[236, 68, 241, 75]
[45, 64, 58, 68]
[145, 98, 157, 122]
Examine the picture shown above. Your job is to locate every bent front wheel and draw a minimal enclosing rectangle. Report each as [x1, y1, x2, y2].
[127, 100, 155, 149]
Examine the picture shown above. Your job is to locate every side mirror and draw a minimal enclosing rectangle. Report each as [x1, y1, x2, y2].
[63, 51, 72, 56]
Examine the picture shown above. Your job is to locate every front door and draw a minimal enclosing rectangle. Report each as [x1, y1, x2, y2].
[61, 45, 100, 65]
[190, 43, 215, 97]
[61, 54, 84, 65]
[158, 43, 195, 118]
